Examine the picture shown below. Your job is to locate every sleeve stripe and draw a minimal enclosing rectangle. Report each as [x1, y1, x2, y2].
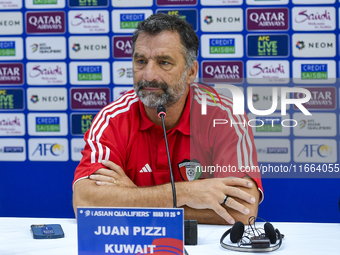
[87, 92, 138, 163]
[194, 88, 254, 170]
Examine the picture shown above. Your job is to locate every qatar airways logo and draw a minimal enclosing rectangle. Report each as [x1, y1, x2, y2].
[200, 84, 311, 117]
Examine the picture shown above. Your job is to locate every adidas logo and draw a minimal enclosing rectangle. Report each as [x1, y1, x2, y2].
[140, 163, 152, 173]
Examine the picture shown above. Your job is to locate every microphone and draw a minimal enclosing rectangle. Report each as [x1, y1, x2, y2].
[157, 105, 196, 252]
[157, 105, 177, 208]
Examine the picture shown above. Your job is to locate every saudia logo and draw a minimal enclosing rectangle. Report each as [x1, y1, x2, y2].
[295, 10, 331, 23]
[249, 63, 285, 77]
[71, 13, 105, 26]
[29, 65, 62, 78]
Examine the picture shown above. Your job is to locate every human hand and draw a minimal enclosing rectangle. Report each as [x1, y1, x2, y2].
[89, 160, 137, 188]
[182, 178, 256, 224]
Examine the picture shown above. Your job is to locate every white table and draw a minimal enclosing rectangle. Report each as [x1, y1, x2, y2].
[0, 217, 339, 254]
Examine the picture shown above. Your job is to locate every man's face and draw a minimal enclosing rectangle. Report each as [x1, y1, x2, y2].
[133, 31, 189, 109]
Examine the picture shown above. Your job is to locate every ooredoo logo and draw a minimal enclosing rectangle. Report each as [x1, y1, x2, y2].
[26, 11, 65, 34]
[247, 8, 289, 31]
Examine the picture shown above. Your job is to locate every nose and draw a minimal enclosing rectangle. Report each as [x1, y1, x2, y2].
[142, 61, 160, 82]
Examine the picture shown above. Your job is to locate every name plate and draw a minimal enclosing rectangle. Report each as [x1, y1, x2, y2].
[77, 207, 184, 255]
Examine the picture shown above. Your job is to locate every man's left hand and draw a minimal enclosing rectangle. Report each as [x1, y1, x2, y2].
[89, 160, 137, 188]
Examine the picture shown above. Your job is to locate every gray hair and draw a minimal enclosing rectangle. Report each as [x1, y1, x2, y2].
[132, 13, 199, 68]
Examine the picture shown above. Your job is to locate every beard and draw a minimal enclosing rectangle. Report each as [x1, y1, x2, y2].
[133, 70, 188, 109]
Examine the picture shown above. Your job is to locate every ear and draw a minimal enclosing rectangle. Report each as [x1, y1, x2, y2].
[186, 61, 199, 85]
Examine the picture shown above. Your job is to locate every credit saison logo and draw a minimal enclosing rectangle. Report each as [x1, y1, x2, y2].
[0, 89, 24, 110]
[293, 7, 335, 31]
[120, 13, 144, 29]
[247, 35, 289, 57]
[26, 12, 65, 34]
[0, 63, 24, 85]
[247, 8, 288, 31]
[112, 10, 152, 33]
[78, 66, 102, 81]
[255, 117, 282, 132]
[35, 117, 60, 132]
[301, 64, 327, 80]
[209, 38, 235, 54]
[33, 0, 57, 4]
[69, 11, 109, 34]
[0, 41, 15, 56]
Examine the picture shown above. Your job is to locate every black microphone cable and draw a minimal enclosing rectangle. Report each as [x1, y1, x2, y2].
[157, 105, 189, 255]
[157, 105, 177, 208]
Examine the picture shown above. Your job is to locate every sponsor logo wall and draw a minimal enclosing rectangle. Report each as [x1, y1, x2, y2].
[1, 0, 340, 167]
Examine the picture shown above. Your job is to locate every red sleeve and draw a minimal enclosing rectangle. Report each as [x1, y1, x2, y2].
[72, 109, 127, 190]
[192, 90, 264, 202]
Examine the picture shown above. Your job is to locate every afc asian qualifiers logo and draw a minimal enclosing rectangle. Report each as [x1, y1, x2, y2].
[178, 159, 202, 181]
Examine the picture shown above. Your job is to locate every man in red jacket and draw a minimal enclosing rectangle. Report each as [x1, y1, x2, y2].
[73, 13, 262, 225]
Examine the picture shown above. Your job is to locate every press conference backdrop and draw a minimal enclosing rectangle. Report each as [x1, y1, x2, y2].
[0, 0, 340, 222]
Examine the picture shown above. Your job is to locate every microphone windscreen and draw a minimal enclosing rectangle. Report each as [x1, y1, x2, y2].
[157, 105, 166, 118]
[230, 221, 244, 243]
